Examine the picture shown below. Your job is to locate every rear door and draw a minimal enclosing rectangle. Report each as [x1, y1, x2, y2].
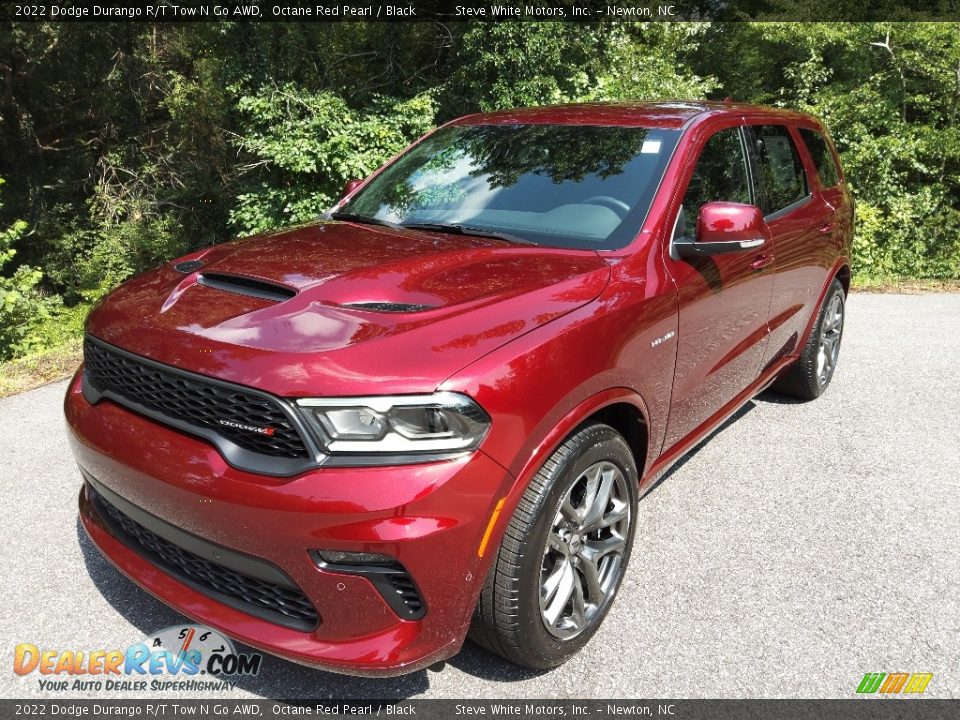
[745, 124, 832, 370]
[662, 122, 774, 450]
[797, 125, 854, 259]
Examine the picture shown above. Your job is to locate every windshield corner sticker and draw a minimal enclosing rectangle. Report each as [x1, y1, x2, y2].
[641, 140, 662, 154]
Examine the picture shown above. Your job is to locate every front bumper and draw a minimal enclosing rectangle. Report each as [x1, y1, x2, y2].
[66, 370, 512, 676]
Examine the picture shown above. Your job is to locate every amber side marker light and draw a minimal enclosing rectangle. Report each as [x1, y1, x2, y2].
[477, 498, 507, 558]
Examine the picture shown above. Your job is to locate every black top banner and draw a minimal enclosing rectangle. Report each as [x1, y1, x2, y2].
[2, 0, 959, 23]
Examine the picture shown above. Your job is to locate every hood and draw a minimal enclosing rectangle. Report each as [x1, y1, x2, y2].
[86, 221, 611, 396]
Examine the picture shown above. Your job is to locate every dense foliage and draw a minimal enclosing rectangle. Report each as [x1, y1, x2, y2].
[0, 21, 958, 360]
[0, 178, 52, 356]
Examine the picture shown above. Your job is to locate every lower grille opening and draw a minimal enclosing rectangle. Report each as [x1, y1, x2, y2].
[387, 574, 424, 616]
[88, 482, 319, 632]
[311, 551, 426, 620]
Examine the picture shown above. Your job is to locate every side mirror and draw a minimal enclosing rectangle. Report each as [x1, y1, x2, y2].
[675, 201, 769, 259]
[342, 178, 364, 199]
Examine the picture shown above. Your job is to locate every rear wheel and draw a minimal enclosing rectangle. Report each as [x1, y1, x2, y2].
[772, 278, 846, 400]
[469, 423, 638, 669]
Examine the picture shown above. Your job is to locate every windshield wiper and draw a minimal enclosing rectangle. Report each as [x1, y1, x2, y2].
[331, 214, 534, 245]
[400, 222, 533, 245]
[329, 212, 404, 230]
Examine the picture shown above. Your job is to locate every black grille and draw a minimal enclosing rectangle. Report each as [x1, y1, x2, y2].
[83, 337, 309, 459]
[92, 488, 319, 630]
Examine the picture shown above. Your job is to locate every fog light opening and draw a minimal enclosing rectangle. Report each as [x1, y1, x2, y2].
[310, 550, 427, 621]
[316, 550, 397, 566]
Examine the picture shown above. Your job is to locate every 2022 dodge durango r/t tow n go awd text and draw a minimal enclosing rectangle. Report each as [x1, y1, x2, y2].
[67, 102, 853, 675]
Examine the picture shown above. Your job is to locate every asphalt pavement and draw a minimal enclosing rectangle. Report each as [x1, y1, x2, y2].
[2, 293, 958, 699]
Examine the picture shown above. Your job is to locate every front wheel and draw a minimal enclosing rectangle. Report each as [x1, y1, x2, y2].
[469, 423, 638, 669]
[772, 278, 846, 400]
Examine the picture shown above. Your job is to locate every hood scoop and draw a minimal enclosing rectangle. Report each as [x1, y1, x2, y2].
[342, 301, 435, 313]
[197, 272, 296, 303]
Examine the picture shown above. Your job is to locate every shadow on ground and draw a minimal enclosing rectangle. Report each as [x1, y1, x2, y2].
[752, 390, 810, 406]
[640, 399, 759, 500]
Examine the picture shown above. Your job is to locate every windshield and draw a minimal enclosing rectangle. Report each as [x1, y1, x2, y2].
[338, 123, 681, 250]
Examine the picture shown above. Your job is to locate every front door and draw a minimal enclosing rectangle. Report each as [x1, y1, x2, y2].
[662, 124, 774, 450]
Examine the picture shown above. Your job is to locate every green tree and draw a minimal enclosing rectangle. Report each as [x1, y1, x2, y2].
[595, 23, 719, 101]
[692, 22, 960, 278]
[0, 179, 61, 360]
[229, 86, 436, 234]
[438, 23, 621, 115]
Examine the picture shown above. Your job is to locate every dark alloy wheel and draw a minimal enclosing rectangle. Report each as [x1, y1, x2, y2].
[469, 423, 638, 669]
[772, 278, 846, 400]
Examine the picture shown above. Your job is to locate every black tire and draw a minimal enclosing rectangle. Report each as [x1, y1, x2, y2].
[772, 278, 846, 400]
[469, 423, 639, 669]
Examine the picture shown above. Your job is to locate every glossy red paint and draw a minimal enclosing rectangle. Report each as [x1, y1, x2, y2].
[67, 102, 853, 675]
[85, 224, 609, 397]
[342, 178, 364, 198]
[696, 202, 769, 245]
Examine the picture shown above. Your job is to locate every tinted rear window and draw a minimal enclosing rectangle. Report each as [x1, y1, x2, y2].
[799, 128, 841, 188]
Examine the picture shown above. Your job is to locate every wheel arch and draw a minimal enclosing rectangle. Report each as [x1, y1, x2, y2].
[578, 402, 649, 483]
[796, 259, 851, 351]
[508, 388, 652, 499]
[834, 263, 851, 295]
[464, 389, 653, 650]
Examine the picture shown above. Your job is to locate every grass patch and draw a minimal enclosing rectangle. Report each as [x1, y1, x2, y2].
[852, 276, 960, 293]
[0, 340, 82, 399]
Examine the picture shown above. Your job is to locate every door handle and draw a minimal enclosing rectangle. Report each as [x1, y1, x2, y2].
[819, 223, 835, 235]
[751, 254, 773, 272]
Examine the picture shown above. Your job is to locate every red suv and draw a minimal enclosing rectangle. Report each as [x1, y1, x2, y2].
[67, 102, 852, 675]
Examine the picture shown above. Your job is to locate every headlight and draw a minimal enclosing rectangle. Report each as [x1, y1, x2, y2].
[296, 392, 490, 459]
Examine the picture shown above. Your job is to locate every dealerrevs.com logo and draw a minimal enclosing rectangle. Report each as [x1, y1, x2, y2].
[14, 625, 262, 692]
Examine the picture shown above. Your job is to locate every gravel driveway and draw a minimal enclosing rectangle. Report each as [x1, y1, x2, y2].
[2, 293, 958, 699]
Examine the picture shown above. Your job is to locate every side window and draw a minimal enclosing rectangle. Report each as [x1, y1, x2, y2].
[798, 128, 840, 188]
[680, 127, 751, 235]
[748, 125, 808, 215]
